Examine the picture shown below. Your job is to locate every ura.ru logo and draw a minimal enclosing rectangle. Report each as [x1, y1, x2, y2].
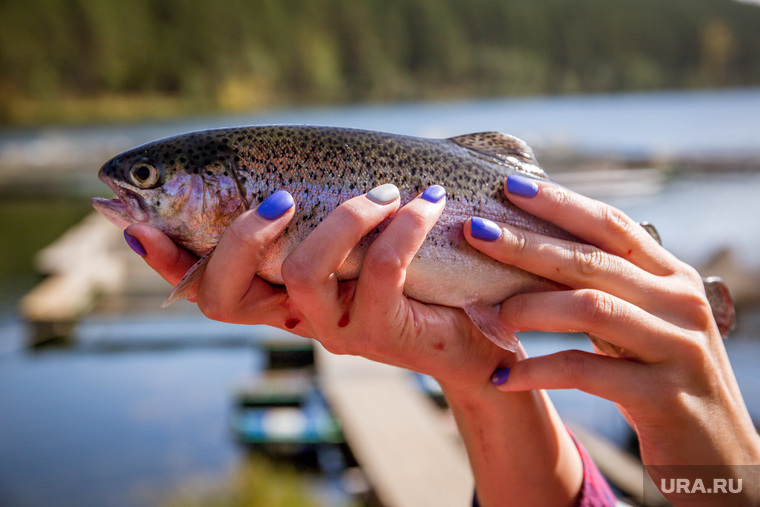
[660, 477, 742, 495]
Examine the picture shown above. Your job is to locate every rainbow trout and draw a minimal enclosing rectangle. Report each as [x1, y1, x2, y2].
[92, 126, 734, 351]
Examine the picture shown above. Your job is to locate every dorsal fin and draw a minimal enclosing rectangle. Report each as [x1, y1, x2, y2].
[448, 132, 548, 179]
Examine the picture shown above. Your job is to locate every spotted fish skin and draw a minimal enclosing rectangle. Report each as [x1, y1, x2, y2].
[92, 126, 575, 350]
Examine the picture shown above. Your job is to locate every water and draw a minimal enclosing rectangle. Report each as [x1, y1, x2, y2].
[612, 172, 760, 270]
[2, 89, 760, 506]
[0, 346, 253, 506]
[3, 88, 760, 189]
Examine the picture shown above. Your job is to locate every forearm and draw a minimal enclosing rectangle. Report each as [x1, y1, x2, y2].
[442, 384, 583, 507]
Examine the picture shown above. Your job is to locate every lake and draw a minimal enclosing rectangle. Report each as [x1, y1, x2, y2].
[1, 89, 760, 506]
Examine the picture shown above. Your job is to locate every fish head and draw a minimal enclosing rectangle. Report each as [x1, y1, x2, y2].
[92, 132, 248, 256]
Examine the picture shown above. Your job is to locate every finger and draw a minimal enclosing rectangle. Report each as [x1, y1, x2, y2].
[503, 175, 677, 275]
[125, 223, 198, 287]
[197, 191, 295, 321]
[465, 218, 670, 313]
[492, 349, 648, 407]
[282, 184, 400, 337]
[353, 185, 446, 328]
[501, 290, 679, 362]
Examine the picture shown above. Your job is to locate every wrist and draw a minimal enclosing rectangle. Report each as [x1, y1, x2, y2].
[440, 382, 583, 507]
[432, 327, 521, 400]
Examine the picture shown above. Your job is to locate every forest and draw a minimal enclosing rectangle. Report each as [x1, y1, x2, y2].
[2, 0, 760, 125]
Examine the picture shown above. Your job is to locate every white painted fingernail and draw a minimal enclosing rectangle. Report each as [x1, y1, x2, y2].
[366, 183, 399, 205]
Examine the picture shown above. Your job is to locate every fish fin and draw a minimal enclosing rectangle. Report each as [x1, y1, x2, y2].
[161, 252, 213, 308]
[639, 221, 662, 245]
[448, 132, 548, 179]
[463, 304, 519, 352]
[585, 332, 628, 358]
[703, 276, 736, 338]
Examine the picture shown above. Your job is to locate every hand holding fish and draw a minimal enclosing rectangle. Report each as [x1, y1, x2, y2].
[126, 183, 520, 389]
[124, 193, 309, 330]
[93, 126, 587, 351]
[467, 174, 760, 503]
[125, 184, 587, 506]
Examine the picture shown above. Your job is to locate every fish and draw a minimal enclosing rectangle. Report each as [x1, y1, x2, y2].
[92, 125, 735, 352]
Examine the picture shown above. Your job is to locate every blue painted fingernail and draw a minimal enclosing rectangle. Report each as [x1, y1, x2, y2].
[470, 217, 502, 242]
[124, 230, 146, 256]
[421, 185, 446, 203]
[507, 174, 540, 197]
[490, 367, 511, 386]
[257, 190, 294, 220]
[366, 183, 399, 205]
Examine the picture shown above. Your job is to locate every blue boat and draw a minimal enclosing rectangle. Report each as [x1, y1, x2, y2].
[230, 369, 344, 453]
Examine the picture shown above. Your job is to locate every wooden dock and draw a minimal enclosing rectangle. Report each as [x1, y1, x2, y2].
[20, 212, 123, 340]
[19, 211, 172, 342]
[315, 344, 474, 507]
[315, 345, 668, 507]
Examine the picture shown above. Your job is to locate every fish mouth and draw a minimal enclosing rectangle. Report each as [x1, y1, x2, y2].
[92, 173, 149, 229]
[92, 196, 137, 229]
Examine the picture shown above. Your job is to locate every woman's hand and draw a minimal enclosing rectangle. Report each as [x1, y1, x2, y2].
[465, 174, 760, 502]
[277, 183, 582, 507]
[126, 185, 584, 507]
[277, 184, 516, 387]
[124, 190, 311, 332]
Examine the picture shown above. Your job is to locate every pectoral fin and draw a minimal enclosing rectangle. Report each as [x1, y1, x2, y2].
[161, 252, 213, 308]
[463, 303, 519, 352]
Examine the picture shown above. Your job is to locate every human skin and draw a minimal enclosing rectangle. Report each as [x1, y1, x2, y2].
[466, 176, 760, 506]
[125, 186, 583, 507]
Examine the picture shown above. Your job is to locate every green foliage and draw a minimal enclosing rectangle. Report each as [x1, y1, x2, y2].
[2, 0, 760, 124]
[162, 453, 318, 507]
[0, 196, 92, 289]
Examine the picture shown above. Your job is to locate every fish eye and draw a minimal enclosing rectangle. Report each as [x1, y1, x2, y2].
[128, 162, 161, 188]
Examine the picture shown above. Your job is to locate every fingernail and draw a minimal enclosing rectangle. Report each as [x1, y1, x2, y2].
[124, 230, 146, 256]
[470, 217, 502, 242]
[420, 185, 446, 203]
[257, 190, 294, 220]
[490, 367, 511, 386]
[366, 183, 399, 205]
[507, 174, 540, 197]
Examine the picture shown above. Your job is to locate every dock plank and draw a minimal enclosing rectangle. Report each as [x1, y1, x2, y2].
[315, 345, 473, 507]
[20, 213, 124, 338]
[20, 212, 169, 341]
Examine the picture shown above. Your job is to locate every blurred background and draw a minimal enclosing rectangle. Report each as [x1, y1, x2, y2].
[2, 0, 760, 125]
[1, 0, 760, 506]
